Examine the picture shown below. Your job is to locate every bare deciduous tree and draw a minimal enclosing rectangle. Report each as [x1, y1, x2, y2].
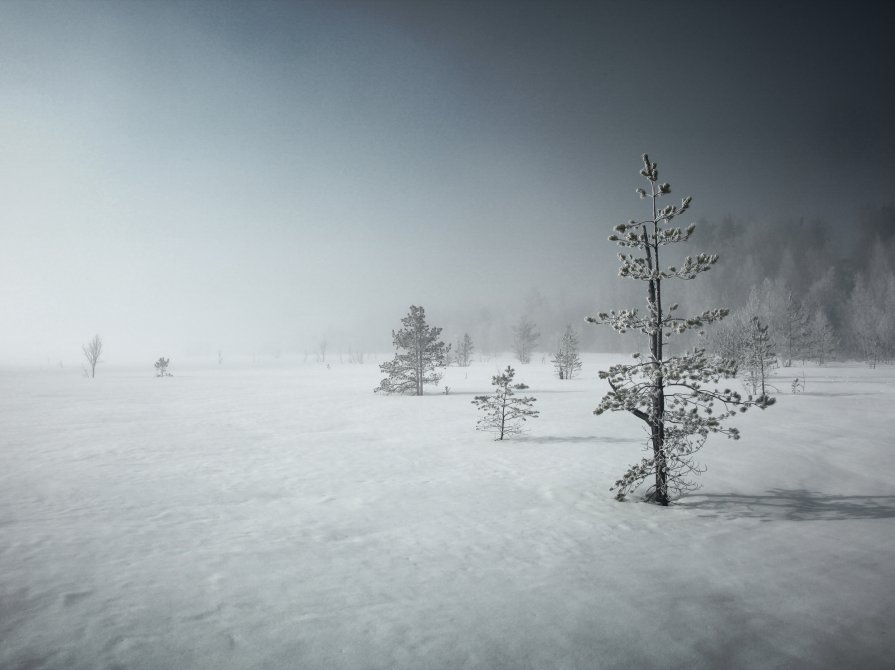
[82, 334, 103, 378]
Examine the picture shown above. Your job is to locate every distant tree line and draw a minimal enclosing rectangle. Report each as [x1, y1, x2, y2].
[694, 213, 895, 368]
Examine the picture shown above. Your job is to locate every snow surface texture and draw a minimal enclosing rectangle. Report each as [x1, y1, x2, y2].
[1, 355, 893, 669]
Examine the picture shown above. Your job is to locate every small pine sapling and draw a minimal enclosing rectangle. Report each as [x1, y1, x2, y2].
[588, 154, 774, 505]
[472, 366, 539, 440]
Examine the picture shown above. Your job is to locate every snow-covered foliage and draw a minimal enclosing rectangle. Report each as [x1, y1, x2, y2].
[806, 310, 837, 366]
[846, 258, 895, 368]
[375, 305, 450, 395]
[472, 366, 539, 440]
[589, 155, 774, 504]
[551, 324, 582, 380]
[742, 318, 775, 396]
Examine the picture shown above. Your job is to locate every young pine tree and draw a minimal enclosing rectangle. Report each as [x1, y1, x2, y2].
[552, 324, 583, 380]
[472, 366, 539, 440]
[588, 154, 773, 505]
[375, 305, 450, 395]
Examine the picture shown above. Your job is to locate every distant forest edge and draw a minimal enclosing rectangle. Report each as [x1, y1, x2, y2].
[71, 206, 895, 368]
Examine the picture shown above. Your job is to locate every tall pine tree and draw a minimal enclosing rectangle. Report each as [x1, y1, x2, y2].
[588, 155, 773, 505]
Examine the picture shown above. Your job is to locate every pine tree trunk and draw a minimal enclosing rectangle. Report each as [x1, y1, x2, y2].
[648, 189, 669, 505]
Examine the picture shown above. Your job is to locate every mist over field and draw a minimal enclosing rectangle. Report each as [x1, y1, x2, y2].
[2, 2, 895, 669]
[2, 0, 893, 365]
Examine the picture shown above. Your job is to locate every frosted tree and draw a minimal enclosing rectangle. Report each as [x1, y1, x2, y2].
[742, 318, 776, 396]
[154, 357, 172, 377]
[82, 334, 103, 378]
[456, 333, 474, 367]
[472, 366, 539, 440]
[847, 275, 883, 367]
[375, 305, 450, 395]
[807, 310, 837, 365]
[552, 324, 583, 379]
[512, 316, 539, 364]
[778, 289, 808, 367]
[588, 154, 773, 505]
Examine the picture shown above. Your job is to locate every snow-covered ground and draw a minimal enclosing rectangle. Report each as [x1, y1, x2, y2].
[2, 355, 893, 669]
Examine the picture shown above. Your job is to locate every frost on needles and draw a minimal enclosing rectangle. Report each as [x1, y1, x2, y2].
[588, 154, 774, 505]
[472, 366, 539, 440]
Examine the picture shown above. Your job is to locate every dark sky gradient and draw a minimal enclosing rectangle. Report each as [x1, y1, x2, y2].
[2, 1, 893, 363]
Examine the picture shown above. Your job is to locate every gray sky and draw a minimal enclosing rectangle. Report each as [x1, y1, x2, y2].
[2, 0, 893, 364]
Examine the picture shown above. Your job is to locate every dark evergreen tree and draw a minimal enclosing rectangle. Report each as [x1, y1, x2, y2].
[375, 305, 450, 395]
[588, 154, 773, 505]
[472, 366, 539, 440]
[552, 324, 583, 380]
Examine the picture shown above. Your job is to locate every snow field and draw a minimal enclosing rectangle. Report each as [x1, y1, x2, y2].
[1, 356, 893, 669]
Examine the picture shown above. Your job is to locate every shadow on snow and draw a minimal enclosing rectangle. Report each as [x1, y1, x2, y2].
[512, 434, 641, 445]
[680, 489, 895, 521]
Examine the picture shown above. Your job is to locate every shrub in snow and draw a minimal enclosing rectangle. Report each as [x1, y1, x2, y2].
[588, 154, 773, 505]
[375, 305, 450, 395]
[472, 366, 539, 440]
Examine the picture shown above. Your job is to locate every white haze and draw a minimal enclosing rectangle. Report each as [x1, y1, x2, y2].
[2, 1, 892, 365]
